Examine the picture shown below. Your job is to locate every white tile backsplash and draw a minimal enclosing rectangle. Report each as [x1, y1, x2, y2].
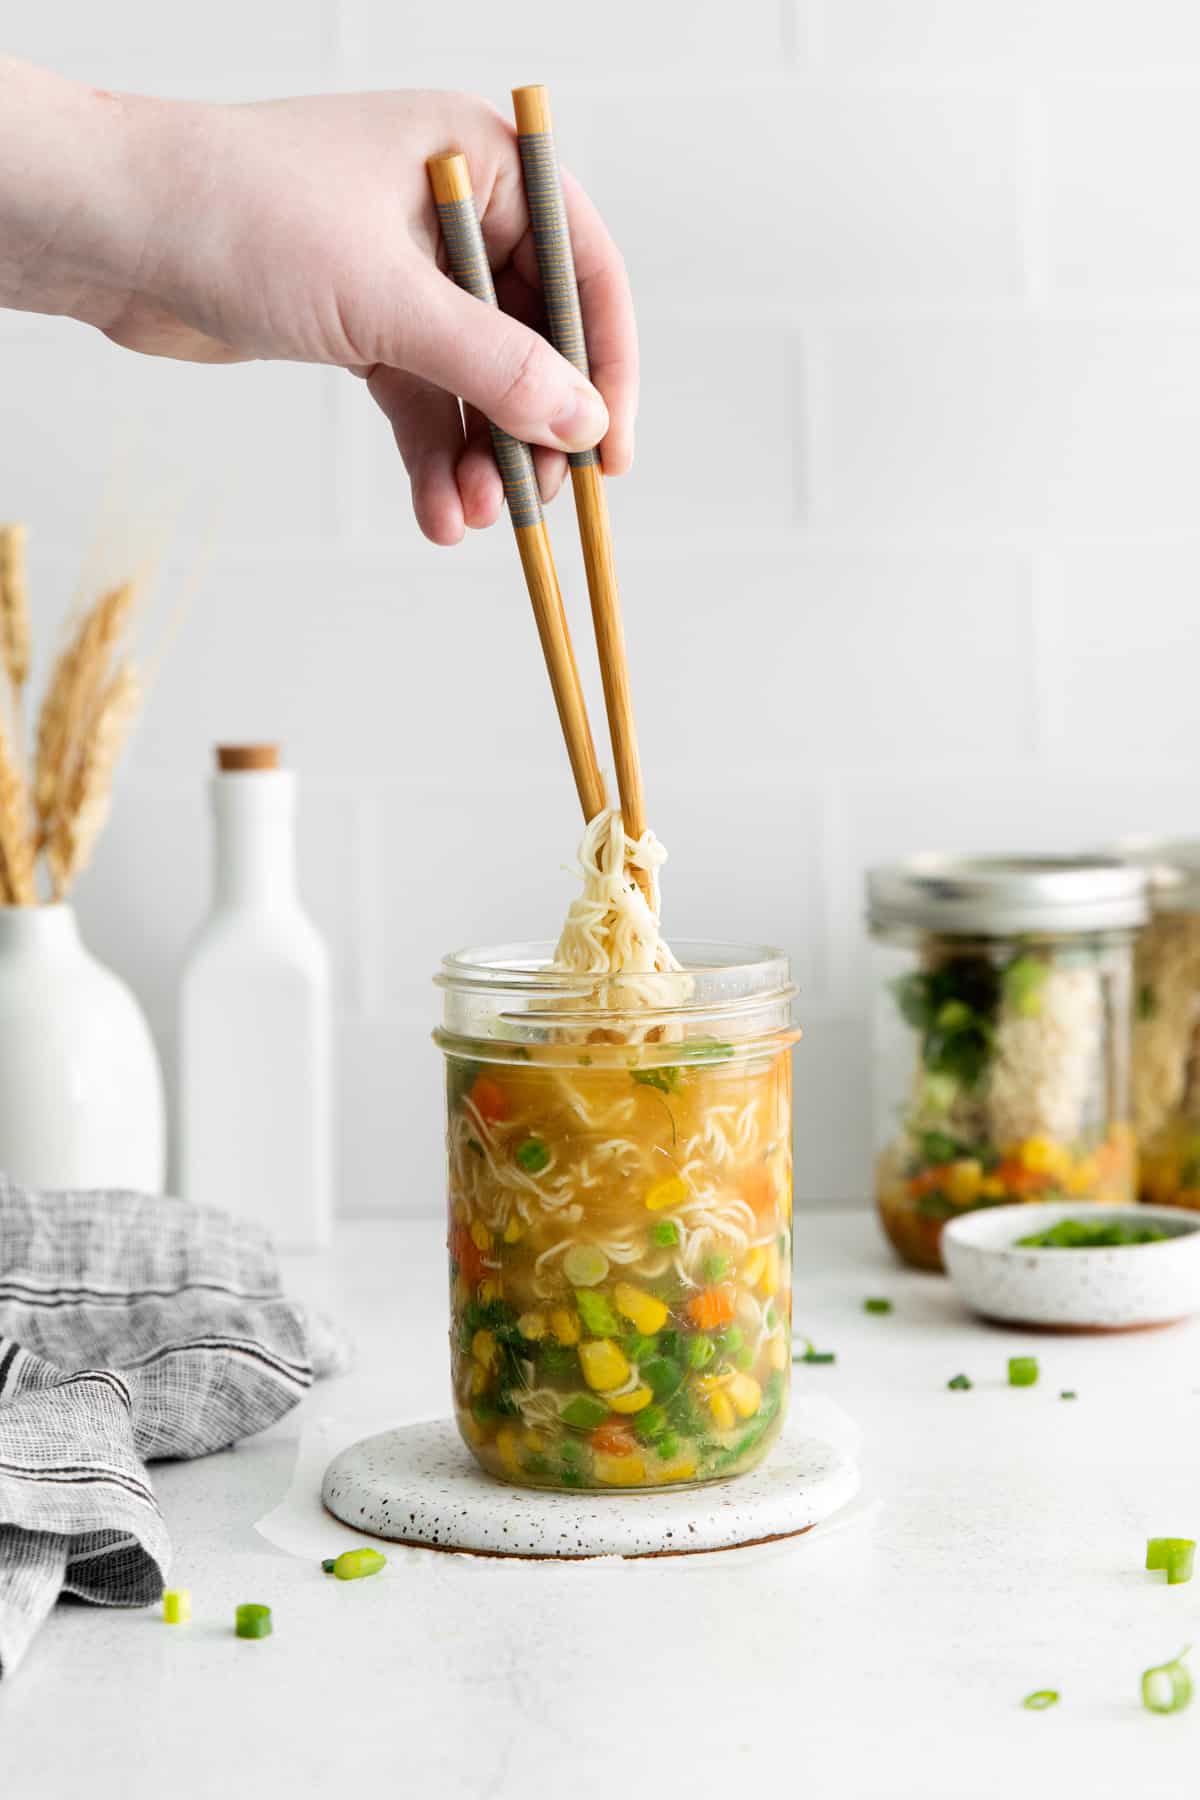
[8, 3, 1200, 1213]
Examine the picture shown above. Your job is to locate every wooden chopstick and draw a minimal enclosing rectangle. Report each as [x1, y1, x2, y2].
[427, 150, 607, 826]
[511, 85, 650, 880]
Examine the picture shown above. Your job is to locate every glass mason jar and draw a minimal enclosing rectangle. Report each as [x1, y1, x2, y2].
[867, 856, 1147, 1271]
[1109, 841, 1200, 1209]
[434, 942, 798, 1491]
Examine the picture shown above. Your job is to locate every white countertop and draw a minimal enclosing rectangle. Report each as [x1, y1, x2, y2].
[4, 1211, 1198, 1798]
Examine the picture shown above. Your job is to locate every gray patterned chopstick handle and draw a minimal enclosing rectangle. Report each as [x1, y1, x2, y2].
[516, 128, 600, 472]
[434, 195, 543, 528]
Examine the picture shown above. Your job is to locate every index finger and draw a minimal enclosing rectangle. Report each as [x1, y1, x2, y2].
[512, 163, 639, 476]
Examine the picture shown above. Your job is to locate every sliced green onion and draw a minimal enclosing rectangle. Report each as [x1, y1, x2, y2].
[793, 1337, 836, 1365]
[320, 1557, 336, 1573]
[1142, 1647, 1193, 1715]
[650, 1219, 680, 1247]
[1146, 1538, 1196, 1585]
[947, 1373, 972, 1390]
[235, 1603, 273, 1640]
[863, 1297, 893, 1315]
[162, 1588, 191, 1625]
[1059, 1390, 1077, 1401]
[1022, 1689, 1059, 1711]
[1008, 1356, 1039, 1387]
[326, 1547, 387, 1582]
[515, 1136, 551, 1174]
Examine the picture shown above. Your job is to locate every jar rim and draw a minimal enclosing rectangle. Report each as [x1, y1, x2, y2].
[1104, 837, 1200, 911]
[435, 939, 796, 1040]
[867, 853, 1148, 936]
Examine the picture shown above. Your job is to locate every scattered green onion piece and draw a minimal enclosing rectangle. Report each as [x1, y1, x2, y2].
[1142, 1647, 1193, 1715]
[1008, 1356, 1039, 1388]
[320, 1557, 336, 1573]
[683, 1334, 715, 1371]
[701, 1253, 730, 1283]
[947, 1373, 972, 1391]
[1059, 1390, 1077, 1401]
[235, 1603, 273, 1640]
[162, 1588, 191, 1625]
[1022, 1690, 1059, 1711]
[328, 1547, 387, 1582]
[863, 1297, 893, 1315]
[650, 1219, 680, 1247]
[515, 1136, 551, 1174]
[793, 1338, 836, 1364]
[561, 1393, 609, 1431]
[1146, 1538, 1196, 1585]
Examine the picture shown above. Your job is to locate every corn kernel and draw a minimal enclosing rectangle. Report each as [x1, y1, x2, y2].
[760, 1245, 781, 1298]
[606, 1384, 653, 1414]
[1066, 1156, 1099, 1196]
[945, 1159, 983, 1206]
[727, 1372, 762, 1420]
[578, 1339, 630, 1391]
[650, 1453, 699, 1485]
[613, 1281, 669, 1335]
[478, 1279, 502, 1306]
[502, 1216, 525, 1244]
[469, 1363, 488, 1397]
[979, 1176, 1007, 1200]
[645, 1176, 688, 1212]
[549, 1307, 581, 1347]
[768, 1334, 789, 1372]
[472, 1329, 497, 1370]
[470, 1220, 492, 1253]
[592, 1451, 646, 1486]
[517, 1311, 546, 1341]
[495, 1425, 520, 1471]
[458, 1411, 484, 1446]
[741, 1246, 768, 1288]
[522, 1428, 548, 1455]
[708, 1389, 736, 1432]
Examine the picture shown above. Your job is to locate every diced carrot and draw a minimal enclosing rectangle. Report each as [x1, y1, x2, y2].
[591, 1422, 636, 1457]
[469, 1076, 509, 1124]
[686, 1284, 738, 1331]
[448, 1223, 484, 1288]
[995, 1158, 1048, 1198]
[739, 1166, 776, 1217]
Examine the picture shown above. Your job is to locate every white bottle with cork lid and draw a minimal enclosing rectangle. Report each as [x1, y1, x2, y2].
[179, 744, 331, 1249]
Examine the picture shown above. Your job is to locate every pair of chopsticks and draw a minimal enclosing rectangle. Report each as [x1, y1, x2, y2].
[427, 86, 647, 869]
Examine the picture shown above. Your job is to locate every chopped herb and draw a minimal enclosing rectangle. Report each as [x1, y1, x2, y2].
[918, 1131, 962, 1168]
[650, 1219, 680, 1247]
[1060, 1390, 1077, 1401]
[515, 1136, 551, 1174]
[1147, 1539, 1196, 1586]
[631, 1066, 681, 1095]
[682, 1334, 715, 1371]
[1022, 1690, 1059, 1711]
[793, 1337, 836, 1365]
[235, 1603, 273, 1640]
[1008, 1356, 1039, 1387]
[1142, 1648, 1193, 1715]
[1016, 1218, 1169, 1249]
[863, 1297, 893, 1315]
[947, 1373, 972, 1390]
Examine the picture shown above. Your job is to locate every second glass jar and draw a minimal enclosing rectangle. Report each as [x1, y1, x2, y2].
[868, 856, 1147, 1270]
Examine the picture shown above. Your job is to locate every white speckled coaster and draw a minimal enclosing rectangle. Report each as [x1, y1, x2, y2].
[321, 1412, 860, 1559]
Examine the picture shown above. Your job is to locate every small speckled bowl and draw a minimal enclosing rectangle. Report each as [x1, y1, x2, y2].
[942, 1203, 1200, 1331]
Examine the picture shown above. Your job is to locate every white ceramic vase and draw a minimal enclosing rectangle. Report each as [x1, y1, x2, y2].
[0, 905, 165, 1192]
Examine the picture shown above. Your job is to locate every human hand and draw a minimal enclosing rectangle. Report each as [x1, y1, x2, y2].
[0, 67, 638, 544]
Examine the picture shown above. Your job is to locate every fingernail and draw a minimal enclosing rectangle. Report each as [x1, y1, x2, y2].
[550, 385, 608, 452]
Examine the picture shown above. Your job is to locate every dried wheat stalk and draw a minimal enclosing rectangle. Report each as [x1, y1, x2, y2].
[46, 660, 141, 900]
[0, 714, 36, 905]
[0, 524, 30, 696]
[35, 579, 136, 850]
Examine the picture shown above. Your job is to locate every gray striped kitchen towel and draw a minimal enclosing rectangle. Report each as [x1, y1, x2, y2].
[0, 1172, 348, 1677]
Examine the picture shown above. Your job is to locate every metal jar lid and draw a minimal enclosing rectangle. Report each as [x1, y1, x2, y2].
[1105, 838, 1200, 914]
[867, 854, 1149, 937]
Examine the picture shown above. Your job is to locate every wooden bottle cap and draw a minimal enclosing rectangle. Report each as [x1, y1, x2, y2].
[216, 744, 280, 772]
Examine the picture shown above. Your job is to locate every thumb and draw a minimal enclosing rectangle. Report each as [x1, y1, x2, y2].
[399, 271, 609, 453]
